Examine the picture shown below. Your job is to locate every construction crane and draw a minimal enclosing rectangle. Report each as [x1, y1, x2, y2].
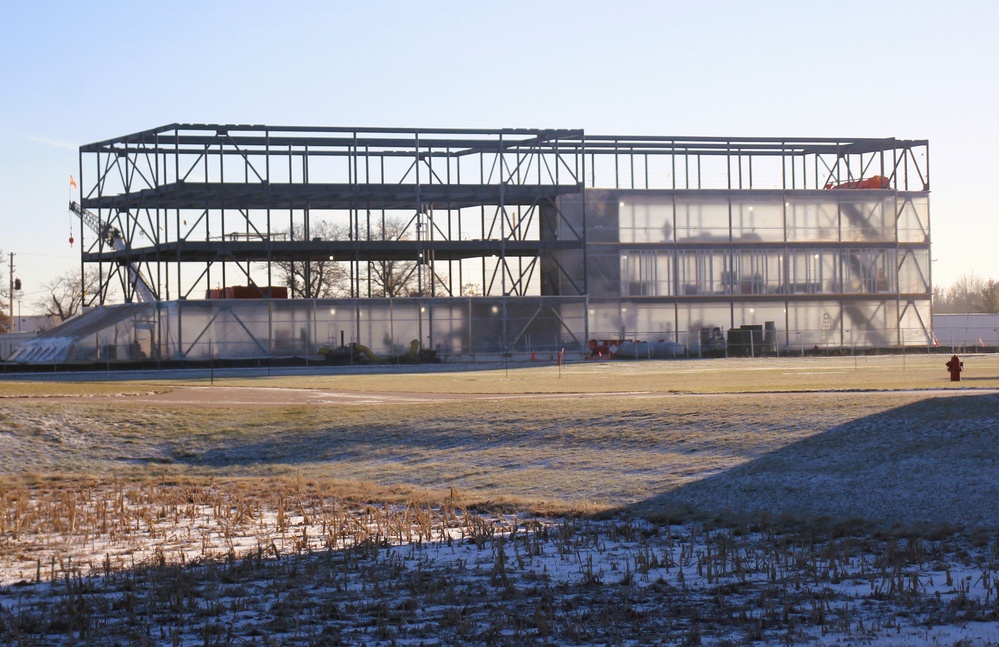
[68, 201, 156, 303]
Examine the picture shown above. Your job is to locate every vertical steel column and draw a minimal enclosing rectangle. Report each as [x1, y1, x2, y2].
[613, 140, 619, 188]
[220, 136, 227, 292]
[580, 135, 589, 343]
[499, 132, 507, 349]
[415, 131, 423, 302]
[153, 133, 162, 301]
[302, 144, 311, 296]
[629, 147, 635, 190]
[265, 129, 273, 293]
[77, 146, 86, 305]
[671, 143, 676, 190]
[203, 142, 211, 295]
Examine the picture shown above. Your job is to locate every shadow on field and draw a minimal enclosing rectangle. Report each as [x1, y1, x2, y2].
[175, 430, 393, 467]
[626, 392, 999, 532]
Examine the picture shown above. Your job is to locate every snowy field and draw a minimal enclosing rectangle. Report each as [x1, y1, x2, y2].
[1, 356, 998, 645]
[1, 482, 998, 646]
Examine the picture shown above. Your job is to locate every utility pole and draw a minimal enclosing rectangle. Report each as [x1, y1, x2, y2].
[7, 253, 13, 333]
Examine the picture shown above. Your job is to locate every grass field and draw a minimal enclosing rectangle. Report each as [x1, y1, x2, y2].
[5, 352, 999, 395]
[1, 355, 997, 645]
[2, 354, 998, 518]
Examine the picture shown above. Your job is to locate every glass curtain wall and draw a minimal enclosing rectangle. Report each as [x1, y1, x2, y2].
[572, 187, 931, 351]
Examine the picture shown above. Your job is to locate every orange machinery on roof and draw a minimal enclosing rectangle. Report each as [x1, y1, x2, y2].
[205, 286, 288, 299]
[824, 175, 891, 190]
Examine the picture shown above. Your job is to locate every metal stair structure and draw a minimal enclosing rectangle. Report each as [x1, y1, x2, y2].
[6, 303, 150, 363]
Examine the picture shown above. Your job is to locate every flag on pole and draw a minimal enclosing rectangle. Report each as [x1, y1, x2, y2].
[69, 175, 78, 189]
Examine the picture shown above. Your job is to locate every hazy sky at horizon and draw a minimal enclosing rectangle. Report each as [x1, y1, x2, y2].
[2, 0, 997, 313]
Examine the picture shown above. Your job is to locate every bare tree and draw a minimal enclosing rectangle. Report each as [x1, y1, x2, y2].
[33, 268, 104, 324]
[933, 273, 999, 314]
[365, 217, 421, 297]
[947, 273, 985, 313]
[274, 216, 430, 298]
[368, 258, 420, 297]
[931, 284, 948, 310]
[981, 279, 999, 314]
[275, 220, 351, 298]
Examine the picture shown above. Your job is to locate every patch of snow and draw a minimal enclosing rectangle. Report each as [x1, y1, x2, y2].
[2, 484, 997, 645]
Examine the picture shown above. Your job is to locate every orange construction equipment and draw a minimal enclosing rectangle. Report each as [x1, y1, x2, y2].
[824, 175, 891, 190]
[588, 339, 623, 357]
[205, 285, 288, 299]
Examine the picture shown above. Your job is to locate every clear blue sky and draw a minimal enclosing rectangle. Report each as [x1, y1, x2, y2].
[2, 0, 996, 313]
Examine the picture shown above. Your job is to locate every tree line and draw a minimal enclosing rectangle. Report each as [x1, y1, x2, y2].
[932, 274, 999, 314]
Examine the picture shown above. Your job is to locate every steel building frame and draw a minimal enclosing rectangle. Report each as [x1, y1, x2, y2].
[77, 125, 587, 304]
[69, 127, 930, 361]
[565, 135, 931, 350]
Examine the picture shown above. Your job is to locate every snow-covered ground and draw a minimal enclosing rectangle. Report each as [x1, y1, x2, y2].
[1, 483, 997, 646]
